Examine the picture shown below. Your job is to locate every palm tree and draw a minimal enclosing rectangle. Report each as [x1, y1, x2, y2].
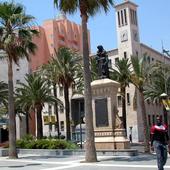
[110, 58, 131, 131]
[144, 62, 170, 125]
[53, 0, 114, 162]
[52, 47, 81, 140]
[144, 63, 170, 98]
[130, 56, 150, 153]
[0, 2, 38, 158]
[16, 73, 62, 139]
[41, 61, 60, 138]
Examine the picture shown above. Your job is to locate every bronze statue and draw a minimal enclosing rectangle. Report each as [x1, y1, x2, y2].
[96, 45, 109, 79]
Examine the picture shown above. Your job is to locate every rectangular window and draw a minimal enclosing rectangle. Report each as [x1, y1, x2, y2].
[115, 57, 119, 64]
[16, 79, 20, 84]
[147, 56, 151, 63]
[121, 10, 124, 26]
[127, 93, 130, 105]
[60, 121, 64, 131]
[117, 96, 122, 107]
[108, 59, 112, 68]
[130, 9, 133, 24]
[134, 11, 138, 25]
[48, 105, 52, 115]
[59, 86, 63, 96]
[124, 9, 127, 25]
[124, 52, 127, 59]
[136, 51, 138, 56]
[59, 105, 64, 113]
[118, 11, 121, 27]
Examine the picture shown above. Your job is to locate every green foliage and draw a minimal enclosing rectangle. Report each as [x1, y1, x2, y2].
[15, 137, 78, 149]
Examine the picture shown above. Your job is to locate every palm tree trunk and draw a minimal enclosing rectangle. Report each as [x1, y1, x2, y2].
[36, 105, 43, 139]
[53, 84, 60, 139]
[139, 90, 150, 153]
[8, 58, 17, 158]
[64, 84, 71, 140]
[121, 87, 127, 132]
[81, 13, 97, 162]
[26, 112, 29, 134]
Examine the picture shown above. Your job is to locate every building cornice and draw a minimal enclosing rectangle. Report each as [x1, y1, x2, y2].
[115, 1, 138, 9]
[141, 43, 170, 61]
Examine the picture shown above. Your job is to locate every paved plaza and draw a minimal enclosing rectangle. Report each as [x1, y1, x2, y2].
[1, 153, 170, 170]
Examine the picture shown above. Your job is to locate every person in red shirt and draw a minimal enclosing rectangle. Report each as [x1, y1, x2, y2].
[150, 115, 170, 170]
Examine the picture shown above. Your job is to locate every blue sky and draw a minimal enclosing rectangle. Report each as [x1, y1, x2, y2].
[15, 0, 170, 54]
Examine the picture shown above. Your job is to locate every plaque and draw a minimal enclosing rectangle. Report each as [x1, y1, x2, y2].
[95, 98, 109, 127]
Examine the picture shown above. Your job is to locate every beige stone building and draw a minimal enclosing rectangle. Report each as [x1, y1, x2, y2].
[105, 0, 170, 142]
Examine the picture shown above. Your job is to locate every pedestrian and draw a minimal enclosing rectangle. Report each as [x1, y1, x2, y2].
[129, 134, 132, 143]
[150, 115, 170, 170]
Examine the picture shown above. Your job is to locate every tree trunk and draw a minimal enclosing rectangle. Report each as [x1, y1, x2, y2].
[121, 87, 127, 132]
[64, 84, 71, 140]
[139, 90, 150, 153]
[26, 112, 29, 134]
[81, 13, 97, 162]
[53, 84, 60, 139]
[36, 105, 43, 139]
[8, 58, 17, 158]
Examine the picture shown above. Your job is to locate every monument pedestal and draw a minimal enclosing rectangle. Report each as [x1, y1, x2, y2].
[91, 78, 130, 150]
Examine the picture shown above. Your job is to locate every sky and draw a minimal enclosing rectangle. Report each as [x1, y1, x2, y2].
[14, 0, 170, 54]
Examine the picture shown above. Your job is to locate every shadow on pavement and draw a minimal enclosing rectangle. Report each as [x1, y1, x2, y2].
[0, 163, 41, 168]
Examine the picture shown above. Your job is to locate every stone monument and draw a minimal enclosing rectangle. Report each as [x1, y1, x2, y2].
[91, 46, 130, 149]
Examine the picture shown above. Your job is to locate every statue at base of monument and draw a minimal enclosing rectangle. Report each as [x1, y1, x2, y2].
[96, 45, 110, 79]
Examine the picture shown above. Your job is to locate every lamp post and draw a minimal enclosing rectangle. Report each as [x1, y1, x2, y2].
[160, 93, 169, 126]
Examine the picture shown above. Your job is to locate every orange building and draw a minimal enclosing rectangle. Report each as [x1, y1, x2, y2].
[28, 14, 90, 137]
[30, 13, 90, 71]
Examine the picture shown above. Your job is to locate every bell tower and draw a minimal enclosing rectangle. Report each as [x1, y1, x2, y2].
[115, 0, 141, 59]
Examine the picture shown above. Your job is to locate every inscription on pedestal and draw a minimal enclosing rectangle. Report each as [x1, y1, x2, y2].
[95, 98, 109, 127]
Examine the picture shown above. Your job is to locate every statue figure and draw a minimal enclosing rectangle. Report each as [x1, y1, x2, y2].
[96, 45, 109, 79]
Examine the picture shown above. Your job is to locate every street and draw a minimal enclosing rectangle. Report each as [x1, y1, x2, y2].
[1, 154, 170, 170]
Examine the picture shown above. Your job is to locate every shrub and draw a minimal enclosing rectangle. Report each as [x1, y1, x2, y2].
[15, 137, 78, 149]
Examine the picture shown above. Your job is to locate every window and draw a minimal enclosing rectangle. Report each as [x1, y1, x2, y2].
[124, 52, 127, 59]
[16, 79, 20, 84]
[134, 11, 138, 25]
[136, 51, 138, 56]
[118, 11, 121, 27]
[124, 9, 127, 25]
[60, 121, 64, 131]
[121, 10, 124, 25]
[115, 57, 119, 64]
[130, 9, 137, 25]
[127, 93, 130, 105]
[59, 105, 64, 113]
[117, 96, 122, 107]
[48, 105, 52, 115]
[147, 56, 150, 63]
[59, 86, 63, 96]
[16, 68, 20, 71]
[108, 59, 112, 68]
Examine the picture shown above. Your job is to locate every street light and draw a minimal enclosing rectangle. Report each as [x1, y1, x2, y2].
[160, 93, 169, 126]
